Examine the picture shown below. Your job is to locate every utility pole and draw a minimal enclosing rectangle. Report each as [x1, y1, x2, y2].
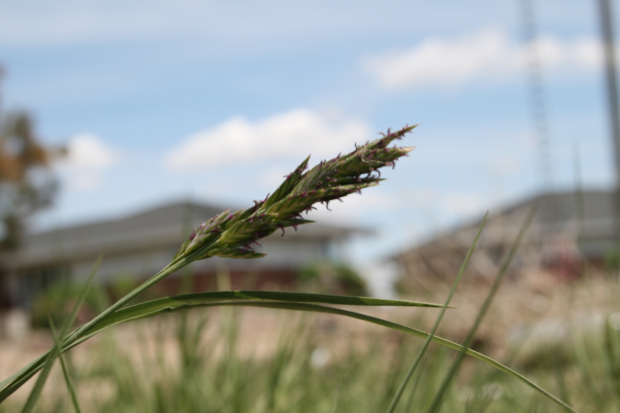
[597, 0, 620, 247]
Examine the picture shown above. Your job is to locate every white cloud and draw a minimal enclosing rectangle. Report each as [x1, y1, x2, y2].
[63, 133, 119, 169]
[362, 28, 604, 90]
[165, 109, 372, 171]
[56, 133, 120, 192]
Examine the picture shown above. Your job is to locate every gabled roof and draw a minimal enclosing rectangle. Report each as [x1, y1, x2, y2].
[1, 200, 370, 270]
[497, 190, 613, 226]
[391, 189, 616, 261]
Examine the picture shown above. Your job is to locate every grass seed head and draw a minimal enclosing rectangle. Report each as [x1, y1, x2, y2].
[174, 124, 417, 262]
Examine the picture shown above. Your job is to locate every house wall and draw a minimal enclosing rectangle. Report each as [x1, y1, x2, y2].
[395, 191, 620, 291]
[3, 235, 335, 309]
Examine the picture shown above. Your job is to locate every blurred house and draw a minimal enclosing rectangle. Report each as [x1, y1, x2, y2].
[393, 190, 617, 289]
[0, 201, 366, 309]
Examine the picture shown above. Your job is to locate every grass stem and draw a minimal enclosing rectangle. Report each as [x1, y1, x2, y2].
[385, 212, 488, 413]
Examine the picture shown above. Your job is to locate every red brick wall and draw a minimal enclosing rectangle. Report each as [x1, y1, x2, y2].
[157, 268, 299, 295]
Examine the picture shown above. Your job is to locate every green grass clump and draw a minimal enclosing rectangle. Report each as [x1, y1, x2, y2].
[6, 305, 616, 413]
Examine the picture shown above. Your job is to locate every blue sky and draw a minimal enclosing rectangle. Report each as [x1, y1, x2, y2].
[0, 0, 616, 267]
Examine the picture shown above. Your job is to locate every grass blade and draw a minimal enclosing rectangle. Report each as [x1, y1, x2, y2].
[1, 297, 575, 412]
[19, 255, 101, 413]
[126, 290, 447, 307]
[329, 387, 340, 413]
[19, 341, 58, 413]
[424, 207, 538, 413]
[385, 212, 488, 413]
[61, 253, 103, 338]
[74, 292, 445, 338]
[50, 299, 577, 412]
[0, 291, 445, 402]
[1, 277, 576, 411]
[49, 319, 82, 413]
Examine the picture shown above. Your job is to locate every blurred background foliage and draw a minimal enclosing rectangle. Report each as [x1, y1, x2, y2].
[0, 68, 61, 250]
[297, 261, 368, 296]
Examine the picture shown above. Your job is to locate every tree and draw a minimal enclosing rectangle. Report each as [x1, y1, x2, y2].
[0, 67, 59, 249]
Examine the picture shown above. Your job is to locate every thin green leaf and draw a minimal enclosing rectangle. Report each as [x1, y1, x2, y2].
[329, 387, 340, 413]
[62, 254, 103, 338]
[49, 319, 82, 413]
[2, 298, 576, 411]
[66, 300, 575, 412]
[553, 355, 571, 410]
[425, 207, 540, 413]
[19, 255, 101, 413]
[75, 292, 445, 339]
[19, 335, 58, 413]
[386, 212, 488, 413]
[2, 295, 575, 412]
[0, 291, 446, 402]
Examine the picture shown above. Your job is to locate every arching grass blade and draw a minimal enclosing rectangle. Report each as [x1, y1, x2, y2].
[0, 291, 446, 402]
[424, 207, 552, 413]
[49, 318, 82, 413]
[18, 254, 101, 413]
[386, 212, 488, 413]
[53, 299, 576, 412]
